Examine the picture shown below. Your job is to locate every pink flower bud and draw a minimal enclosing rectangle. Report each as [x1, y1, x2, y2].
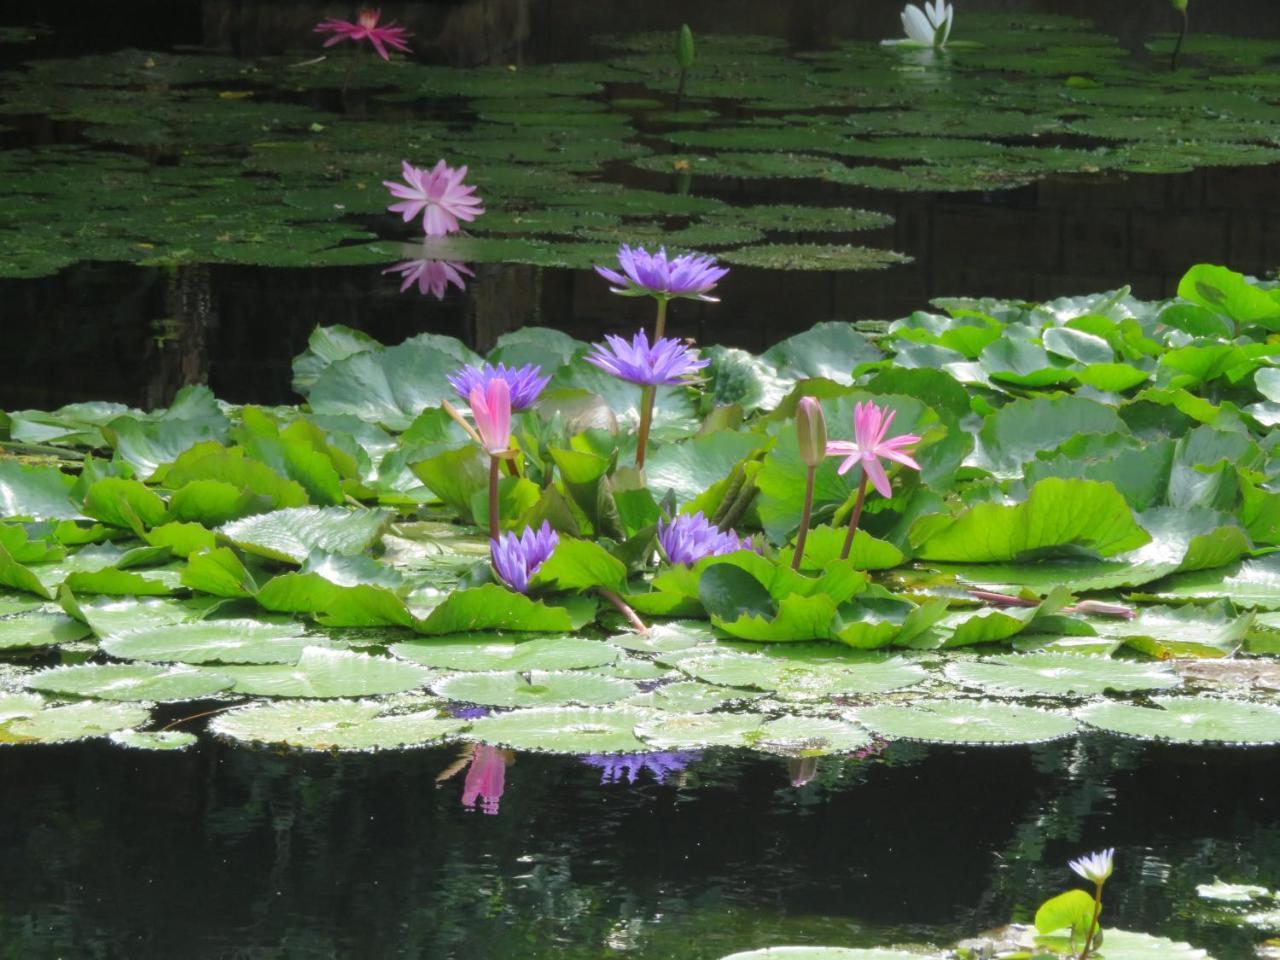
[796, 396, 827, 468]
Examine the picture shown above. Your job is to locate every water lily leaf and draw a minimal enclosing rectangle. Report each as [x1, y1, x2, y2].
[1076, 696, 1280, 746]
[210, 698, 465, 751]
[432, 670, 637, 708]
[1086, 930, 1212, 959]
[972, 395, 1127, 477]
[163, 444, 309, 513]
[218, 647, 432, 698]
[413, 585, 594, 635]
[61, 591, 222, 637]
[0, 693, 44, 722]
[26, 663, 234, 702]
[944, 653, 1181, 697]
[750, 715, 874, 756]
[391, 635, 617, 671]
[0, 701, 151, 745]
[1144, 555, 1280, 610]
[762, 322, 881, 384]
[255, 571, 414, 628]
[1177, 264, 1280, 332]
[81, 478, 167, 530]
[634, 712, 768, 749]
[622, 681, 749, 713]
[219, 506, 394, 564]
[912, 478, 1149, 562]
[292, 325, 383, 394]
[608, 620, 720, 655]
[100, 618, 315, 665]
[306, 335, 481, 430]
[719, 243, 910, 271]
[0, 610, 91, 650]
[850, 701, 1077, 745]
[719, 948, 937, 959]
[1092, 603, 1252, 659]
[677, 651, 927, 699]
[0, 460, 81, 521]
[463, 706, 650, 754]
[108, 728, 197, 751]
[645, 431, 764, 508]
[528, 537, 628, 595]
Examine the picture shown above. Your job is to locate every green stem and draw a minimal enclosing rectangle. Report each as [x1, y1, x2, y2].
[791, 465, 817, 571]
[653, 296, 668, 341]
[1078, 882, 1105, 960]
[635, 297, 669, 470]
[488, 454, 501, 543]
[839, 473, 869, 561]
[1171, 9, 1187, 71]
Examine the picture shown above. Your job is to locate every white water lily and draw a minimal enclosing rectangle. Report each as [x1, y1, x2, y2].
[899, 0, 954, 47]
[1069, 848, 1115, 885]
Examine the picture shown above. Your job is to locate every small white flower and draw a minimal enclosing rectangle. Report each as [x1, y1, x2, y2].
[1069, 848, 1115, 884]
[898, 1, 954, 47]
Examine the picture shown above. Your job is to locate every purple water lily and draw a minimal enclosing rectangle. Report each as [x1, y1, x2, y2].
[448, 362, 550, 412]
[581, 751, 702, 784]
[491, 521, 559, 594]
[657, 512, 753, 566]
[584, 330, 709, 387]
[595, 245, 728, 303]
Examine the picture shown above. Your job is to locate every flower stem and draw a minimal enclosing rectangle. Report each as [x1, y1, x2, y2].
[635, 386, 655, 469]
[839, 473, 869, 562]
[791, 465, 817, 571]
[1077, 882, 1105, 959]
[653, 296, 668, 341]
[598, 588, 648, 634]
[1171, 8, 1187, 70]
[488, 454, 501, 542]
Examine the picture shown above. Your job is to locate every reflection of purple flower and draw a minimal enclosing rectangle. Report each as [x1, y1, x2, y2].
[582, 751, 702, 784]
[585, 330, 709, 387]
[657, 511, 752, 566]
[594, 245, 729, 302]
[491, 522, 559, 594]
[448, 704, 491, 720]
[448, 362, 550, 412]
[383, 258, 473, 299]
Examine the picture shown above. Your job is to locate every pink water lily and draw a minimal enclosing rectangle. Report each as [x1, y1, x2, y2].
[384, 159, 485, 237]
[469, 378, 511, 456]
[314, 8, 412, 61]
[825, 400, 921, 498]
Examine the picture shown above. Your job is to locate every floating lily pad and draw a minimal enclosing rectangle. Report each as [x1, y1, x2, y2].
[463, 706, 650, 754]
[0, 611, 91, 650]
[1076, 696, 1280, 746]
[719, 948, 934, 960]
[108, 729, 198, 751]
[218, 647, 432, 698]
[210, 698, 466, 751]
[391, 635, 618, 671]
[431, 670, 636, 708]
[678, 652, 928, 699]
[0, 701, 151, 745]
[850, 701, 1078, 745]
[634, 712, 768, 750]
[718, 243, 911, 271]
[100, 619, 316, 664]
[219, 507, 395, 564]
[944, 654, 1181, 698]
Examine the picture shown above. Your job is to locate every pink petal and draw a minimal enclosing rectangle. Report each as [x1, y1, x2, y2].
[863, 458, 892, 499]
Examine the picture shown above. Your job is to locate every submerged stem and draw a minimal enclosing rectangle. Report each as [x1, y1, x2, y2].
[598, 587, 648, 634]
[791, 465, 817, 571]
[488, 454, 501, 543]
[1171, 8, 1187, 70]
[839, 473, 869, 561]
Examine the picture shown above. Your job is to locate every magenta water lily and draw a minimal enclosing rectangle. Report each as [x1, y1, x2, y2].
[314, 8, 412, 60]
[491, 521, 559, 594]
[448, 362, 549, 412]
[385, 159, 485, 237]
[657, 512, 752, 566]
[594, 245, 729, 304]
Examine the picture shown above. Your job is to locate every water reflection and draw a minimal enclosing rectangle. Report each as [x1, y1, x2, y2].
[581, 751, 703, 785]
[437, 742, 515, 815]
[383, 256, 474, 299]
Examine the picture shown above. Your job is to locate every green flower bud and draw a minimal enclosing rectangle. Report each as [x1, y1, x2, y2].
[676, 24, 695, 70]
[796, 396, 827, 468]
[1170, 0, 1187, 10]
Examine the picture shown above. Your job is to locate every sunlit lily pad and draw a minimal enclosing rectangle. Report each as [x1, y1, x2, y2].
[108, 728, 198, 751]
[463, 706, 650, 754]
[218, 647, 432, 698]
[210, 698, 466, 752]
[0, 611, 91, 650]
[1075, 696, 1280, 746]
[718, 243, 911, 271]
[0, 701, 151, 744]
[391, 635, 618, 671]
[850, 701, 1077, 745]
[100, 619, 316, 664]
[944, 654, 1181, 698]
[678, 652, 928, 699]
[26, 663, 234, 702]
[431, 670, 636, 708]
[634, 712, 768, 750]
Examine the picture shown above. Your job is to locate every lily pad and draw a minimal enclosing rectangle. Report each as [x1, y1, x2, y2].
[0, 701, 151, 745]
[1076, 696, 1280, 746]
[431, 670, 637, 708]
[218, 647, 432, 698]
[219, 506, 394, 564]
[463, 706, 650, 754]
[391, 635, 618, 671]
[26, 663, 234, 702]
[210, 698, 466, 751]
[0, 611, 91, 650]
[99, 619, 316, 665]
[944, 654, 1181, 698]
[108, 729, 198, 751]
[719, 243, 910, 271]
[850, 701, 1078, 745]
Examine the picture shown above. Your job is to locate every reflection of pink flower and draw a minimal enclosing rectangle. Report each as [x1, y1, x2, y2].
[824, 400, 921, 499]
[382, 258, 473, 298]
[314, 8, 412, 61]
[462, 744, 511, 815]
[384, 159, 485, 237]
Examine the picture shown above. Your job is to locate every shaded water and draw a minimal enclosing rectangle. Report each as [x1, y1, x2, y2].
[1, 736, 1276, 959]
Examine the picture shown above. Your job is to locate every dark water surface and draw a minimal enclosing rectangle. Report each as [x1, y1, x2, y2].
[1, 736, 1276, 958]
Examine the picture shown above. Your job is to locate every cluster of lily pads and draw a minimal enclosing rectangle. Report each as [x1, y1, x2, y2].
[1, 259, 1280, 758]
[4, 13, 1280, 277]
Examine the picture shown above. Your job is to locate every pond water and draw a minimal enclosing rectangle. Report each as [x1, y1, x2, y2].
[4, 4, 1280, 959]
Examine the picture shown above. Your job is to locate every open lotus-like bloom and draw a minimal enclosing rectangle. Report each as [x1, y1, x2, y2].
[657, 512, 752, 566]
[491, 521, 559, 594]
[594, 245, 729, 302]
[896, 1, 953, 47]
[1069, 848, 1115, 885]
[382, 257, 472, 298]
[584, 330, 709, 387]
[448, 362, 549, 412]
[825, 400, 921, 499]
[582, 751, 702, 784]
[384, 159, 485, 237]
[461, 744, 510, 815]
[314, 8, 412, 60]
[468, 377, 512, 456]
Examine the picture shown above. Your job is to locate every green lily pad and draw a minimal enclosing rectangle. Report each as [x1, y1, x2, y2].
[218, 647, 432, 698]
[108, 728, 198, 751]
[210, 698, 466, 751]
[391, 635, 617, 671]
[677, 652, 928, 699]
[99, 618, 316, 665]
[718, 243, 911, 271]
[0, 611, 91, 650]
[219, 506, 394, 564]
[850, 701, 1078, 745]
[1076, 696, 1280, 746]
[462, 706, 650, 754]
[0, 701, 151, 745]
[431, 670, 637, 708]
[26, 663, 234, 702]
[944, 654, 1181, 698]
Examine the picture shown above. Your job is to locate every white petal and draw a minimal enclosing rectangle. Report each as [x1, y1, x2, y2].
[940, 4, 954, 44]
[900, 4, 935, 45]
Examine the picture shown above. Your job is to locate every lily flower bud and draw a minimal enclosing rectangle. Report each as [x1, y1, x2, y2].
[796, 397, 827, 468]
